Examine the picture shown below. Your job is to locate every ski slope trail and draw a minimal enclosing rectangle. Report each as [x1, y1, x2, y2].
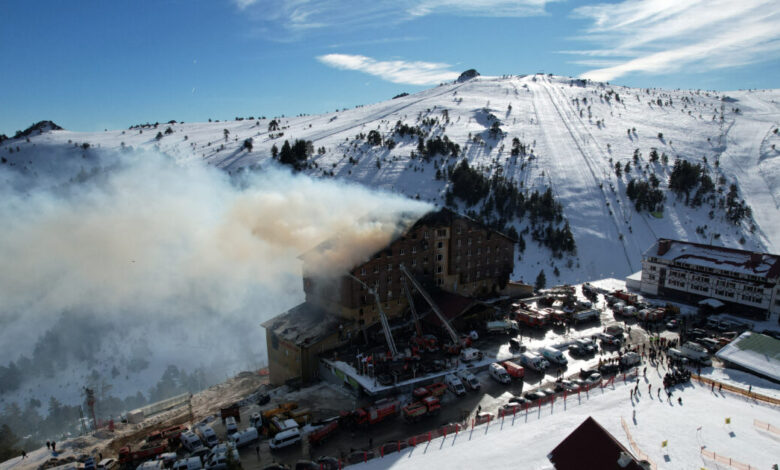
[531, 77, 634, 278]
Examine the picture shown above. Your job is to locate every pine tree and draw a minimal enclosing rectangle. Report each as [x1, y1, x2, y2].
[535, 269, 546, 291]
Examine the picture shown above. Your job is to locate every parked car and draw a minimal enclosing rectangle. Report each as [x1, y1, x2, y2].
[269, 428, 301, 451]
[554, 379, 580, 392]
[97, 459, 117, 470]
[489, 363, 511, 384]
[598, 363, 620, 375]
[508, 395, 529, 406]
[316, 457, 340, 470]
[593, 332, 621, 347]
[574, 339, 596, 354]
[172, 458, 202, 470]
[584, 372, 602, 385]
[224, 417, 238, 435]
[689, 328, 707, 340]
[523, 391, 547, 402]
[457, 370, 481, 391]
[568, 344, 586, 357]
[474, 412, 494, 425]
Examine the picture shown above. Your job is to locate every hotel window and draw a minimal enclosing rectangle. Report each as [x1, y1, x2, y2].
[457, 239, 462, 247]
[360, 268, 366, 276]
[412, 258, 417, 266]
[400, 248, 405, 255]
[423, 256, 428, 264]
[437, 254, 443, 261]
[437, 265, 443, 273]
[373, 265, 379, 274]
[438, 241, 443, 249]
[424, 231, 429, 239]
[412, 246, 417, 254]
[387, 264, 392, 271]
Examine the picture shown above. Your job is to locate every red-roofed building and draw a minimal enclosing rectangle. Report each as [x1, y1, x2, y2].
[548, 416, 650, 470]
[639, 239, 780, 322]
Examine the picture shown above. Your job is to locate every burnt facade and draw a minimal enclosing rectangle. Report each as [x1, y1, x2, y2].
[303, 209, 515, 327]
[264, 208, 515, 385]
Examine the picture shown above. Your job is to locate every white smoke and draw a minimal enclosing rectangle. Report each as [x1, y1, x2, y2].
[0, 148, 430, 401]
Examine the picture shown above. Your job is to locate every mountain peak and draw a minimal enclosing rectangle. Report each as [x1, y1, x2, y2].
[457, 69, 480, 83]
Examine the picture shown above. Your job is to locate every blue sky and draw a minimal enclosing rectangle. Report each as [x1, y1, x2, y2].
[2, 0, 778, 135]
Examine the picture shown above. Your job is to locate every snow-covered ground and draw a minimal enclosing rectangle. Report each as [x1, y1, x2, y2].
[4, 74, 777, 286]
[2, 74, 779, 410]
[350, 370, 780, 469]
[699, 367, 780, 400]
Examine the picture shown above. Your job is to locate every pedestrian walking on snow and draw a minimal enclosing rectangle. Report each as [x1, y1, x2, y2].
[21, 451, 27, 460]
[719, 384, 722, 392]
[678, 397, 682, 405]
[46, 441, 50, 451]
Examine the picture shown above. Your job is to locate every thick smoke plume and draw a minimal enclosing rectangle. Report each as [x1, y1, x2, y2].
[0, 149, 430, 403]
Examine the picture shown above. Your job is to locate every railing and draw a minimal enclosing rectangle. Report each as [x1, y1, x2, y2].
[620, 417, 657, 470]
[753, 418, 780, 435]
[690, 375, 780, 406]
[334, 368, 640, 468]
[700, 449, 759, 470]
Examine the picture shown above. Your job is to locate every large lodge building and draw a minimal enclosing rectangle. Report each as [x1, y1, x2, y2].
[262, 208, 516, 385]
[639, 239, 780, 322]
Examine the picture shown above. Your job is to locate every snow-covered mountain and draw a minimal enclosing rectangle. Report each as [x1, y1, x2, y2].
[1, 73, 778, 413]
[5, 74, 778, 282]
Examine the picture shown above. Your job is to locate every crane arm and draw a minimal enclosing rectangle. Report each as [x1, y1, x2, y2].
[403, 277, 423, 337]
[347, 274, 399, 357]
[398, 264, 459, 344]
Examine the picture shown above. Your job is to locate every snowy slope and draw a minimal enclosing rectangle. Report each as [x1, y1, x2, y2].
[349, 378, 780, 470]
[4, 74, 777, 286]
[2, 74, 778, 410]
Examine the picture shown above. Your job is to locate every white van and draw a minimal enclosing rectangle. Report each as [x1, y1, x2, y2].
[269, 428, 302, 450]
[172, 458, 201, 470]
[198, 426, 219, 448]
[489, 363, 511, 384]
[228, 427, 258, 448]
[680, 342, 711, 365]
[460, 348, 482, 362]
[445, 374, 466, 396]
[224, 416, 238, 435]
[97, 459, 117, 470]
[457, 370, 481, 390]
[519, 352, 550, 372]
[180, 431, 203, 452]
[541, 346, 568, 365]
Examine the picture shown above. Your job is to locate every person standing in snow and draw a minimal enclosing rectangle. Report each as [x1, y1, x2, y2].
[46, 441, 50, 451]
[21, 451, 27, 460]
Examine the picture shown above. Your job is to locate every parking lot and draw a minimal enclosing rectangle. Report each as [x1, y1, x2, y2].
[209, 289, 688, 468]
